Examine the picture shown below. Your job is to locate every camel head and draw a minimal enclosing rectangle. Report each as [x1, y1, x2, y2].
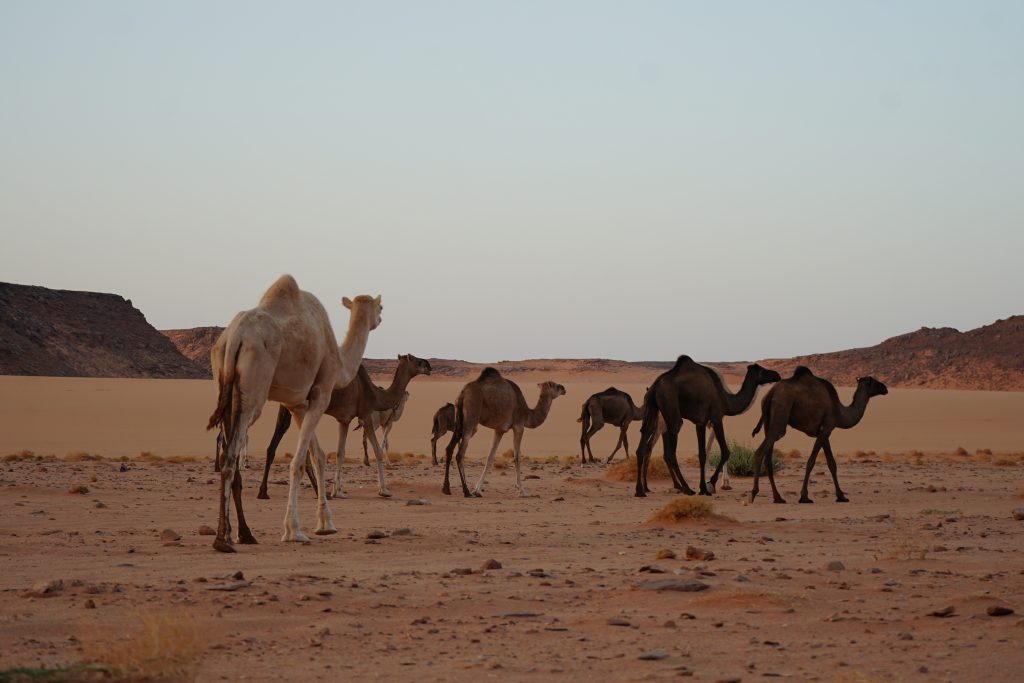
[343, 294, 383, 330]
[856, 376, 888, 397]
[538, 381, 567, 399]
[397, 353, 432, 377]
[747, 363, 782, 386]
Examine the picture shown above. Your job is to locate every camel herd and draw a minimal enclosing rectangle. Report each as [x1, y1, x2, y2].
[207, 276, 887, 553]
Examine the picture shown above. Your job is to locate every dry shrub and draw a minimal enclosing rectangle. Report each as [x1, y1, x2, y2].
[65, 451, 103, 462]
[501, 449, 514, 460]
[977, 447, 993, 456]
[954, 446, 969, 456]
[164, 455, 198, 464]
[136, 451, 163, 463]
[853, 450, 869, 459]
[785, 449, 802, 460]
[992, 456, 1017, 467]
[492, 459, 507, 470]
[649, 496, 728, 523]
[605, 457, 670, 482]
[68, 485, 90, 495]
[386, 451, 403, 464]
[81, 608, 213, 682]
[3, 450, 36, 462]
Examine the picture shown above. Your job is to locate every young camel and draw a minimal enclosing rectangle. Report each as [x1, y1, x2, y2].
[578, 387, 644, 465]
[360, 390, 411, 465]
[257, 355, 431, 500]
[635, 356, 780, 498]
[429, 402, 456, 466]
[748, 367, 888, 504]
[442, 368, 566, 498]
[207, 275, 381, 552]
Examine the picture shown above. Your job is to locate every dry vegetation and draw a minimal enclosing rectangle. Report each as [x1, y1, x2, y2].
[649, 496, 731, 523]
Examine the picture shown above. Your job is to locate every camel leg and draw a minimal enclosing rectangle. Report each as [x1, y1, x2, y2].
[663, 428, 694, 495]
[442, 429, 460, 495]
[282, 402, 329, 543]
[307, 435, 335, 534]
[472, 430, 505, 497]
[634, 426, 657, 497]
[454, 427, 475, 498]
[258, 406, 291, 499]
[762, 439, 786, 504]
[382, 423, 393, 455]
[365, 425, 392, 498]
[707, 421, 729, 494]
[606, 427, 626, 464]
[511, 427, 531, 497]
[696, 423, 711, 496]
[798, 438, 824, 503]
[362, 426, 370, 467]
[821, 439, 848, 502]
[332, 421, 350, 500]
[431, 434, 440, 466]
[749, 437, 776, 504]
[215, 403, 257, 553]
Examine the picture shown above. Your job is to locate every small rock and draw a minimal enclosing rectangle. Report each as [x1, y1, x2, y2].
[93, 502, 107, 509]
[24, 579, 63, 598]
[607, 617, 631, 627]
[451, 567, 474, 575]
[686, 546, 715, 561]
[406, 498, 429, 506]
[637, 579, 709, 592]
[987, 606, 1015, 617]
[655, 548, 676, 560]
[197, 525, 216, 536]
[83, 599, 96, 609]
[481, 559, 503, 571]
[119, 463, 128, 472]
[390, 528, 413, 537]
[160, 529, 181, 546]
[524, 474, 540, 480]
[232, 570, 245, 580]
[366, 530, 387, 540]
[1012, 508, 1024, 521]
[929, 606, 956, 618]
[638, 651, 669, 661]
[826, 560, 845, 571]
[552, 496, 565, 502]
[639, 564, 666, 574]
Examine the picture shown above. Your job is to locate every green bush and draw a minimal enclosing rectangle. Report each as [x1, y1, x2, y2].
[708, 441, 782, 476]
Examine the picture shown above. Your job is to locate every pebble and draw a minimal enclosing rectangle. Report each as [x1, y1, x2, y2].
[24, 579, 64, 598]
[929, 606, 956, 618]
[656, 548, 677, 560]
[987, 606, 1014, 617]
[638, 651, 669, 661]
[83, 599, 96, 609]
[826, 560, 845, 571]
[197, 525, 216, 536]
[636, 579, 709, 592]
[406, 498, 430, 506]
[366, 530, 387, 540]
[686, 546, 715, 561]
[607, 617, 631, 626]
[639, 564, 667, 574]
[1012, 508, 1024, 521]
[160, 528, 181, 546]
[481, 559, 503, 571]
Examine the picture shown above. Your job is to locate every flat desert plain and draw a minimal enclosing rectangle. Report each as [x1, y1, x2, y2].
[2, 375, 1024, 682]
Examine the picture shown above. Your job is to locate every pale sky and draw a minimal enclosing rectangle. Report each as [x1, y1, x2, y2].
[2, 1, 1021, 362]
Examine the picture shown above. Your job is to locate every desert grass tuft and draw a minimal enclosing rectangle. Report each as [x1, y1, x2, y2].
[649, 496, 731, 523]
[80, 608, 213, 682]
[605, 457, 670, 482]
[709, 441, 783, 476]
[67, 485, 90, 495]
[65, 451, 103, 462]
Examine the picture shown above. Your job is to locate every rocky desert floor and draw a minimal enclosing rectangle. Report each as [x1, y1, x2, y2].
[2, 448, 1023, 682]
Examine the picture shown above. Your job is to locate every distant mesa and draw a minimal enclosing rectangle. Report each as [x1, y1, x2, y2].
[3, 282, 1022, 390]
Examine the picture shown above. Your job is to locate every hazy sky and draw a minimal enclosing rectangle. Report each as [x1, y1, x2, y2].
[2, 1, 1021, 362]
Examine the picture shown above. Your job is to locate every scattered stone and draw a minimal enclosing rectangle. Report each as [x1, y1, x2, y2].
[607, 617, 631, 626]
[366, 530, 387, 540]
[686, 546, 715, 561]
[390, 527, 413, 537]
[406, 498, 430, 506]
[481, 559, 503, 571]
[93, 502, 107, 509]
[451, 567, 474, 575]
[232, 570, 245, 580]
[1012, 508, 1024, 521]
[83, 599, 96, 609]
[929, 606, 956, 618]
[525, 474, 540, 480]
[204, 580, 251, 592]
[656, 548, 676, 560]
[637, 579, 709, 592]
[638, 651, 669, 661]
[24, 580, 64, 598]
[528, 569, 554, 579]
[68, 485, 89, 495]
[197, 525, 216, 536]
[552, 496, 565, 502]
[987, 606, 1015, 617]
[160, 528, 181, 546]
[493, 611, 541, 618]
[826, 560, 845, 571]
[119, 462, 129, 472]
[639, 564, 667, 574]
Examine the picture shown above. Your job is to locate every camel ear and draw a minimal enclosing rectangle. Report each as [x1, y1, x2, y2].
[342, 297, 353, 310]
[373, 295, 382, 306]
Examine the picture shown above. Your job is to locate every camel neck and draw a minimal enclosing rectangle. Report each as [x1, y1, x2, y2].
[837, 384, 871, 429]
[374, 365, 415, 409]
[723, 371, 762, 416]
[337, 313, 372, 387]
[525, 392, 556, 429]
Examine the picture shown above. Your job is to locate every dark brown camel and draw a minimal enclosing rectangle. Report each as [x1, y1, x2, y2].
[442, 368, 565, 498]
[635, 356, 781, 498]
[429, 402, 456, 465]
[748, 367, 888, 504]
[258, 354, 431, 500]
[578, 387, 643, 464]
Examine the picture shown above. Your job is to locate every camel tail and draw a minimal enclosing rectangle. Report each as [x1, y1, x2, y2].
[576, 400, 588, 424]
[637, 386, 660, 457]
[431, 413, 441, 438]
[207, 335, 243, 435]
[451, 393, 466, 447]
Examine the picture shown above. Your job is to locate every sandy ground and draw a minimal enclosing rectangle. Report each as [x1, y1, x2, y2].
[2, 376, 1024, 681]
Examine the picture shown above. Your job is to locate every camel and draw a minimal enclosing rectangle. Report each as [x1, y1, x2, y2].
[207, 275, 380, 552]
[748, 367, 888, 504]
[429, 402, 456, 466]
[635, 356, 780, 498]
[359, 390, 411, 465]
[577, 387, 643, 464]
[442, 368, 565, 498]
[257, 354, 431, 500]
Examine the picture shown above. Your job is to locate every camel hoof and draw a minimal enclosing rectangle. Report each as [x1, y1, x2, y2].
[748, 493, 757, 504]
[699, 489, 711, 497]
[836, 495, 849, 503]
[773, 497, 787, 504]
[519, 491, 532, 498]
[212, 538, 236, 553]
[238, 531, 258, 545]
[314, 527, 338, 536]
[256, 491, 270, 500]
[442, 486, 451, 496]
[634, 491, 647, 498]
[798, 496, 813, 504]
[471, 491, 483, 498]
[378, 490, 392, 498]
[282, 530, 311, 543]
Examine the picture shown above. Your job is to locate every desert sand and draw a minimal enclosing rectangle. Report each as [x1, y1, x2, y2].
[2, 375, 1024, 681]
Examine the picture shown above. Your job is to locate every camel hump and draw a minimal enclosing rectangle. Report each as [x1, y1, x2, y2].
[259, 274, 302, 306]
[672, 355, 694, 370]
[793, 366, 814, 379]
[477, 367, 502, 381]
[596, 386, 622, 397]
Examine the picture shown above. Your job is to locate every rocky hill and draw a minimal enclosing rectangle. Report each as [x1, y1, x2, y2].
[759, 316, 1024, 391]
[0, 282, 205, 379]
[162, 327, 223, 376]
